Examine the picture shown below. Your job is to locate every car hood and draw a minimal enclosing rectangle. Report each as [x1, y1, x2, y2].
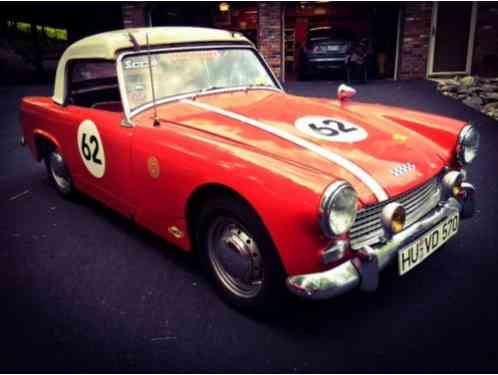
[145, 90, 459, 205]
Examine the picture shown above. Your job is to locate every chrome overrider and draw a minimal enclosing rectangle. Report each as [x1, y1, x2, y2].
[286, 182, 476, 300]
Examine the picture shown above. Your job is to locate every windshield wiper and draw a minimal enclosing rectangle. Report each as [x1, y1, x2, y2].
[189, 86, 228, 100]
[190, 84, 273, 100]
[242, 83, 275, 92]
[201, 85, 228, 92]
[204, 84, 273, 92]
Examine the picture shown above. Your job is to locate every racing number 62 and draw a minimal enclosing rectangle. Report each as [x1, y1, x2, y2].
[81, 133, 102, 165]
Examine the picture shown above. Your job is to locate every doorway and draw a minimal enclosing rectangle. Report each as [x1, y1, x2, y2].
[284, 2, 401, 82]
[427, 2, 477, 76]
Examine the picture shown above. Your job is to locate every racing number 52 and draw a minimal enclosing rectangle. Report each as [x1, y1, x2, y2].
[309, 119, 357, 137]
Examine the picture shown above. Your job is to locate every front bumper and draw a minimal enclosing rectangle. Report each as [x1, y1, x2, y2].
[286, 185, 475, 300]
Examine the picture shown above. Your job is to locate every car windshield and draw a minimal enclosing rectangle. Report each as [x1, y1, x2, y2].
[120, 47, 277, 114]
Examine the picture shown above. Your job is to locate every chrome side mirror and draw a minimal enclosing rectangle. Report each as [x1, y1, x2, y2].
[337, 84, 356, 102]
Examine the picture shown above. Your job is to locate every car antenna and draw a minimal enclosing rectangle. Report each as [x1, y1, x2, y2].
[146, 32, 160, 127]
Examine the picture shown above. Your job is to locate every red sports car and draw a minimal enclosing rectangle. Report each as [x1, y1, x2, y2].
[20, 27, 479, 312]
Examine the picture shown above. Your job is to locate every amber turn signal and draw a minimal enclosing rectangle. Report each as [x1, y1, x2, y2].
[443, 171, 464, 199]
[381, 202, 406, 236]
[391, 208, 406, 233]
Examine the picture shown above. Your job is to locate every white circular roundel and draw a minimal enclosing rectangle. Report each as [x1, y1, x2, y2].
[295, 116, 368, 143]
[77, 120, 106, 178]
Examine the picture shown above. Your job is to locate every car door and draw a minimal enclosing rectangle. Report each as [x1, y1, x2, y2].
[65, 105, 134, 216]
[63, 60, 134, 216]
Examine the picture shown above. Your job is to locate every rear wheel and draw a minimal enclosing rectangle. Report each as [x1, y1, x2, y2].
[195, 195, 288, 313]
[45, 149, 74, 197]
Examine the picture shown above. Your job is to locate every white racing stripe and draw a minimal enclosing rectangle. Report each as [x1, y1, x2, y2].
[182, 99, 388, 202]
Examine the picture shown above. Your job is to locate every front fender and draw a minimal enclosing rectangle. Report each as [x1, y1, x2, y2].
[132, 123, 335, 277]
[346, 102, 466, 162]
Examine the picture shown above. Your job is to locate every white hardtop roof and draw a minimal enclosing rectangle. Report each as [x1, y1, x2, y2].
[53, 27, 251, 104]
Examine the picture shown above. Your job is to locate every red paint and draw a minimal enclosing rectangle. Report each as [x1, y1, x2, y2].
[20, 89, 466, 277]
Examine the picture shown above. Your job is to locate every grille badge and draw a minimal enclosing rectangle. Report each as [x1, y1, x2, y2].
[390, 163, 416, 177]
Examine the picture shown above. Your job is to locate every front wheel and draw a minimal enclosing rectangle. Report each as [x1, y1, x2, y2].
[195, 196, 288, 313]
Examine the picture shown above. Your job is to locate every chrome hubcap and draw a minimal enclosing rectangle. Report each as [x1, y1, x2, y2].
[207, 218, 263, 298]
[49, 152, 71, 193]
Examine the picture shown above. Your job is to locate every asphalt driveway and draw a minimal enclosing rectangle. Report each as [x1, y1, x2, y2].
[1, 80, 498, 372]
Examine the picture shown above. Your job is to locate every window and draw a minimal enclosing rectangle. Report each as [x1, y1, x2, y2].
[68, 60, 122, 112]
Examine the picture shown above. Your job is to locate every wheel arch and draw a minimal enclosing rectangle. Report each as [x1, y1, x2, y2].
[33, 130, 61, 161]
[185, 183, 274, 254]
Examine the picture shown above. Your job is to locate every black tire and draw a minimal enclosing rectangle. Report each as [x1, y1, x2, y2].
[44, 148, 74, 198]
[194, 194, 288, 314]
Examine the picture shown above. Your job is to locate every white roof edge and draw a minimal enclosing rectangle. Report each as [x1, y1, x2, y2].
[53, 27, 251, 105]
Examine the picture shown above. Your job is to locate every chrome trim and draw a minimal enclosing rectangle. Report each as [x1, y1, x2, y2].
[337, 84, 356, 101]
[287, 197, 463, 300]
[374, 197, 460, 270]
[456, 124, 479, 166]
[207, 217, 263, 299]
[320, 240, 349, 264]
[352, 246, 379, 292]
[460, 182, 475, 219]
[72, 83, 119, 95]
[286, 260, 360, 299]
[309, 57, 346, 62]
[319, 181, 358, 238]
[182, 99, 389, 202]
[380, 202, 405, 237]
[116, 44, 284, 124]
[120, 118, 133, 128]
[442, 170, 463, 200]
[350, 176, 441, 249]
[49, 151, 72, 194]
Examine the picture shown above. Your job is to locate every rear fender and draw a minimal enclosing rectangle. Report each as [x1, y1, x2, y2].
[33, 129, 63, 161]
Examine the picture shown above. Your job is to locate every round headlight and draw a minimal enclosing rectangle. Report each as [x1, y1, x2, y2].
[319, 181, 358, 237]
[457, 125, 480, 165]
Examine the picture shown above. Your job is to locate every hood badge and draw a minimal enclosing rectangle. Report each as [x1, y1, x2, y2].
[390, 163, 416, 177]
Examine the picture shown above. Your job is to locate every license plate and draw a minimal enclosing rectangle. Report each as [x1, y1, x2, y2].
[327, 45, 340, 51]
[398, 213, 459, 275]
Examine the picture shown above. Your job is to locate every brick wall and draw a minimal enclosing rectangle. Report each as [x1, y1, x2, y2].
[472, 3, 498, 77]
[398, 2, 433, 80]
[122, 3, 146, 28]
[257, 2, 283, 80]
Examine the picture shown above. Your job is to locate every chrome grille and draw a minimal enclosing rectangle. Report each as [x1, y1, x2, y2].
[350, 176, 442, 250]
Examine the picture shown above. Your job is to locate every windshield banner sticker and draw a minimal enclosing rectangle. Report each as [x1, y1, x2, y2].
[124, 56, 158, 70]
